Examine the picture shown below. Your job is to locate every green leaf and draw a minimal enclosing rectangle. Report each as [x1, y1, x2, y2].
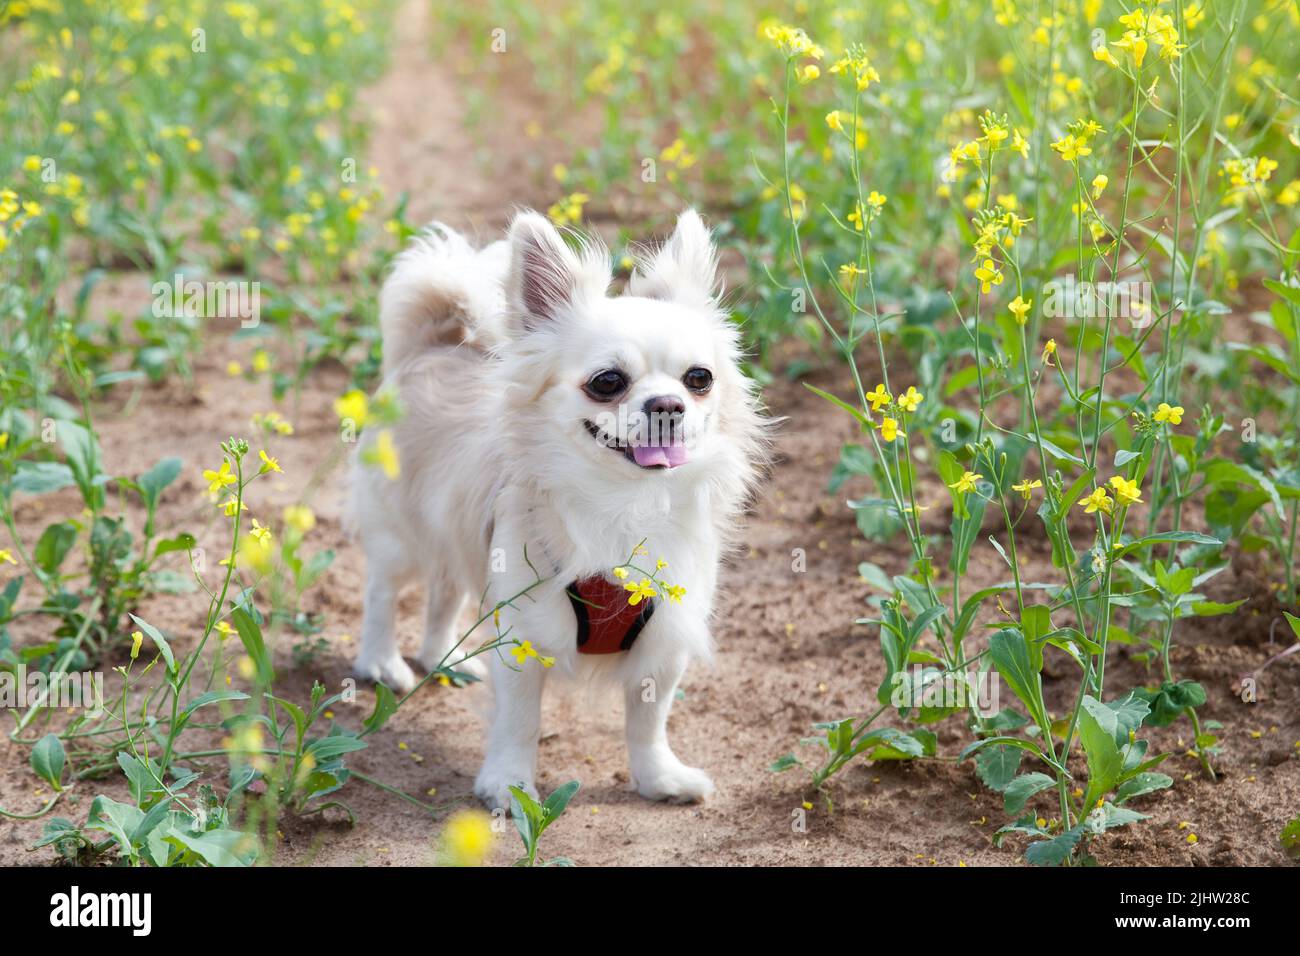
[305, 733, 367, 762]
[804, 383, 872, 428]
[1112, 531, 1221, 560]
[541, 780, 581, 823]
[231, 606, 274, 685]
[1003, 772, 1056, 814]
[1025, 825, 1084, 866]
[153, 533, 197, 561]
[167, 826, 257, 867]
[769, 753, 802, 773]
[1282, 815, 1300, 859]
[10, 461, 75, 495]
[129, 613, 176, 673]
[1263, 277, 1300, 308]
[1078, 696, 1123, 807]
[31, 733, 66, 791]
[1191, 599, 1247, 617]
[1026, 433, 1084, 466]
[363, 682, 399, 735]
[137, 457, 182, 511]
[976, 744, 1023, 792]
[85, 796, 145, 857]
[34, 522, 77, 574]
[988, 628, 1043, 715]
[1116, 772, 1173, 804]
[178, 690, 250, 724]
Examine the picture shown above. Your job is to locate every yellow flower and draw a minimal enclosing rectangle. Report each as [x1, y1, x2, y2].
[662, 583, 686, 604]
[249, 518, 272, 548]
[797, 64, 820, 83]
[220, 497, 247, 517]
[1010, 129, 1030, 159]
[847, 203, 864, 232]
[257, 450, 282, 474]
[1091, 174, 1109, 199]
[948, 471, 983, 495]
[1077, 487, 1114, 516]
[865, 384, 891, 411]
[612, 566, 629, 580]
[441, 809, 493, 866]
[509, 639, 552, 667]
[1109, 475, 1143, 506]
[251, 349, 271, 373]
[226, 361, 243, 377]
[203, 460, 237, 495]
[1042, 338, 1057, 366]
[877, 416, 903, 443]
[1051, 134, 1092, 163]
[1012, 479, 1042, 500]
[283, 504, 316, 533]
[897, 386, 924, 412]
[839, 262, 866, 280]
[0, 549, 16, 565]
[372, 429, 400, 480]
[974, 259, 1004, 294]
[625, 578, 657, 606]
[334, 389, 369, 427]
[130, 630, 144, 660]
[1112, 32, 1148, 68]
[215, 621, 237, 639]
[825, 110, 845, 132]
[1154, 402, 1184, 425]
[1093, 45, 1120, 68]
[1008, 296, 1032, 325]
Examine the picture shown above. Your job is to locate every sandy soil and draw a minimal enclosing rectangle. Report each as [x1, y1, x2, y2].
[2, 0, 1296, 867]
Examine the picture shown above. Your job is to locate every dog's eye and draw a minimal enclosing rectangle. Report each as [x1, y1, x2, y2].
[584, 369, 628, 400]
[683, 366, 713, 394]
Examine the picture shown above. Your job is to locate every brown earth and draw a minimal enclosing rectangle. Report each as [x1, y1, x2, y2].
[1, 0, 1297, 867]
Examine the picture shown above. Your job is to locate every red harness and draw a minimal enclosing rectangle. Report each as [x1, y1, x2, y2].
[566, 576, 655, 654]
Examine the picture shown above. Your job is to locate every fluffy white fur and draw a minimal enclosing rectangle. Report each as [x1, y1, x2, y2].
[350, 209, 766, 810]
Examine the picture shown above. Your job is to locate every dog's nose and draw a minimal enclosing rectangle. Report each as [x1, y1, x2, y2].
[643, 394, 685, 445]
[643, 395, 686, 418]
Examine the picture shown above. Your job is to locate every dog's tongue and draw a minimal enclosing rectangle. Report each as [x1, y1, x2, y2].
[632, 440, 689, 469]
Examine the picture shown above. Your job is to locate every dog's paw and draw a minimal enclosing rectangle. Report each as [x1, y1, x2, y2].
[354, 651, 417, 695]
[474, 769, 536, 813]
[632, 759, 715, 803]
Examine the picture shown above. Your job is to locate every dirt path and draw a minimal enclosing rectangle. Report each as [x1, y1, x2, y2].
[2, 0, 1296, 867]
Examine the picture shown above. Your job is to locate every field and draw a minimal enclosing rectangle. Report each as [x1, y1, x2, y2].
[1, 0, 1298, 868]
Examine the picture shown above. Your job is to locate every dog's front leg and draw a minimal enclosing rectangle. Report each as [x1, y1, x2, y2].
[474, 650, 545, 812]
[625, 655, 714, 802]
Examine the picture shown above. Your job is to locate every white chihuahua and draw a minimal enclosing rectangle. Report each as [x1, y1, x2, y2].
[349, 209, 765, 810]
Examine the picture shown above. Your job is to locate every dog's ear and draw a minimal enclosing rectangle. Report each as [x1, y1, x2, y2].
[505, 211, 607, 332]
[629, 209, 720, 311]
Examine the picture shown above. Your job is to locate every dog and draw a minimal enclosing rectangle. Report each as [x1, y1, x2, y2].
[349, 208, 766, 810]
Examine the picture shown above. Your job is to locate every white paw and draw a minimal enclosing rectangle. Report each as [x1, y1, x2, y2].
[632, 757, 715, 803]
[354, 651, 417, 694]
[474, 767, 536, 813]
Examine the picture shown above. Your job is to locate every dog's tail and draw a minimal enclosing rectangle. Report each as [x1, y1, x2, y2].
[379, 223, 510, 375]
